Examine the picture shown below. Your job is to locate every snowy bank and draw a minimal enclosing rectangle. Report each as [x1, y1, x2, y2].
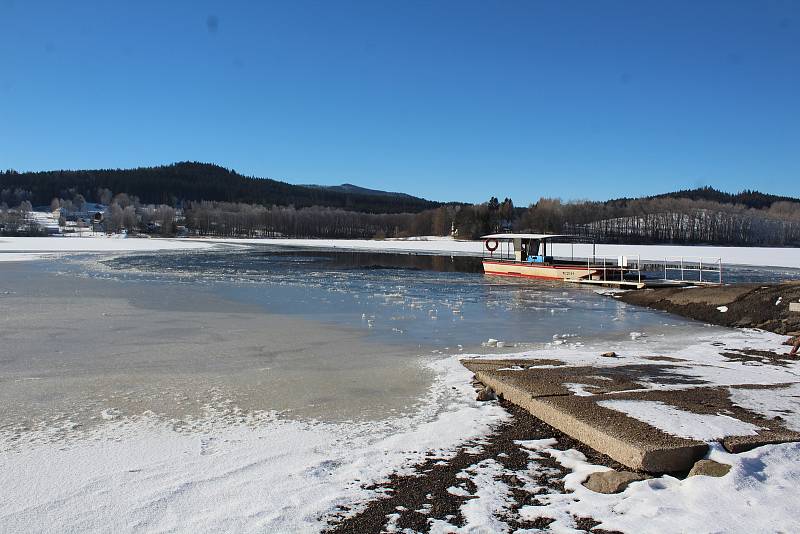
[0, 236, 214, 261]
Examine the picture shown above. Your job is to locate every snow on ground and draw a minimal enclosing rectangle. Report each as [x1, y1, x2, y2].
[421, 433, 800, 533]
[729, 383, 800, 432]
[200, 236, 800, 268]
[467, 327, 799, 389]
[0, 236, 214, 261]
[437, 329, 800, 531]
[513, 441, 800, 534]
[0, 356, 508, 533]
[596, 400, 760, 440]
[429, 459, 514, 534]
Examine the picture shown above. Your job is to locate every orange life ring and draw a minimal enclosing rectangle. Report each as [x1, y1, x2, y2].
[484, 239, 499, 252]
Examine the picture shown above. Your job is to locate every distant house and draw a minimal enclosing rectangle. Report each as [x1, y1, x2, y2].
[66, 202, 106, 224]
[27, 210, 61, 235]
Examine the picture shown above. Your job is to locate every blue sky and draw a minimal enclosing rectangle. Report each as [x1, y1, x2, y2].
[1, 1, 797, 204]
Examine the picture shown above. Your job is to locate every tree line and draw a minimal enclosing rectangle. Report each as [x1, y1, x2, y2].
[2, 166, 799, 245]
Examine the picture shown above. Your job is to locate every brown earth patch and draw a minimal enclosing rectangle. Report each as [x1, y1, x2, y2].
[325, 399, 624, 534]
[618, 283, 800, 335]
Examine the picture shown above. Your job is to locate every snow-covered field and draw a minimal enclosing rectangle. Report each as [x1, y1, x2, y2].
[0, 235, 214, 262]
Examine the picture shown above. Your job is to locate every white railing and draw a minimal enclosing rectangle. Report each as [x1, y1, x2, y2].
[662, 256, 723, 284]
[585, 255, 643, 285]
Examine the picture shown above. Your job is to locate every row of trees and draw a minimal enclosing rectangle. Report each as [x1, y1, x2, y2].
[2, 175, 799, 245]
[515, 197, 800, 246]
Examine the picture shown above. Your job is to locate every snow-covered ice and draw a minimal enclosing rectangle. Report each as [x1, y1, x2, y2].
[0, 356, 508, 533]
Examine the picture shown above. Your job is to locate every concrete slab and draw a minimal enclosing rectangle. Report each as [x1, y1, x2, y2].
[462, 358, 800, 473]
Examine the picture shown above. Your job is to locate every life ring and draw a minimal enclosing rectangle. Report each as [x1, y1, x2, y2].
[484, 239, 499, 252]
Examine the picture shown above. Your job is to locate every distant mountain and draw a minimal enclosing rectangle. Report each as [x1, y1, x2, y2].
[302, 183, 418, 200]
[1, 162, 441, 214]
[608, 186, 800, 210]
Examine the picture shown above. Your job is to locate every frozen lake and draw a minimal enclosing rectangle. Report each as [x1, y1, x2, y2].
[1, 244, 798, 532]
[2, 245, 797, 434]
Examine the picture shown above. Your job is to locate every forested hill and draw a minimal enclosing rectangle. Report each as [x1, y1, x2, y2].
[610, 187, 800, 210]
[0, 162, 440, 214]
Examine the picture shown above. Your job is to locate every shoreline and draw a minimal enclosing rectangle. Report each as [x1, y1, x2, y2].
[616, 281, 800, 337]
[4, 235, 800, 271]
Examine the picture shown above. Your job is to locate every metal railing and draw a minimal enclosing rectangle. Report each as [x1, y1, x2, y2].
[662, 256, 722, 284]
[584, 255, 643, 285]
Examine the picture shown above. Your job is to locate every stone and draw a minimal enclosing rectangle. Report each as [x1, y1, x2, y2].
[583, 470, 646, 494]
[688, 459, 731, 478]
[476, 386, 497, 402]
[600, 351, 618, 358]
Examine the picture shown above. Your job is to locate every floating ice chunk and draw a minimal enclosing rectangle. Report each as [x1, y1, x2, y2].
[629, 332, 646, 340]
[483, 339, 499, 347]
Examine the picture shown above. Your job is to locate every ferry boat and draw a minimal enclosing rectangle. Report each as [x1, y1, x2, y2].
[480, 233, 724, 288]
[481, 233, 600, 282]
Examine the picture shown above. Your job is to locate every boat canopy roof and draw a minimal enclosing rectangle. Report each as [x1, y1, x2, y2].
[480, 233, 576, 241]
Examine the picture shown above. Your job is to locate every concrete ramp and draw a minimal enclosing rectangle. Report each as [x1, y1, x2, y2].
[462, 359, 800, 473]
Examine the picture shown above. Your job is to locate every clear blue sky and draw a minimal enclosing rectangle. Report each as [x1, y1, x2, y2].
[1, 1, 797, 204]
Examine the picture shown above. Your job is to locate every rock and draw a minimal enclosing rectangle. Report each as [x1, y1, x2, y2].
[476, 386, 496, 402]
[688, 459, 731, 478]
[583, 470, 646, 494]
[600, 351, 618, 358]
